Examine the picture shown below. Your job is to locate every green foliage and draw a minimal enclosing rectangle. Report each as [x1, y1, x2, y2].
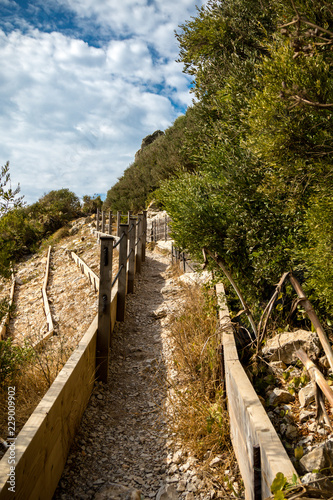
[0, 185, 82, 277]
[0, 339, 35, 387]
[82, 194, 103, 215]
[270, 472, 298, 498]
[104, 118, 196, 213]
[30, 188, 81, 234]
[0, 162, 24, 217]
[156, 0, 333, 324]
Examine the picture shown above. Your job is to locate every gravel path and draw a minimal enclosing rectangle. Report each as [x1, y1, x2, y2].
[53, 248, 235, 500]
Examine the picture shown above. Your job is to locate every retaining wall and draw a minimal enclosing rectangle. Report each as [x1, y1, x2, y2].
[216, 283, 297, 500]
[0, 288, 119, 499]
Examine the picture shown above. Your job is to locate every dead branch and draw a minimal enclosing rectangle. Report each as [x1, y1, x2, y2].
[257, 272, 290, 349]
[292, 95, 333, 108]
[289, 274, 333, 373]
[202, 247, 257, 338]
[295, 349, 333, 409]
[315, 384, 333, 431]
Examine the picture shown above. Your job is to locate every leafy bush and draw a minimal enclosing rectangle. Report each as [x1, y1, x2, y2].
[0, 339, 35, 387]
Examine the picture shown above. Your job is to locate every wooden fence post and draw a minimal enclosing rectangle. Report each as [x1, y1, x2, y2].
[127, 210, 132, 224]
[96, 236, 113, 382]
[117, 223, 128, 322]
[117, 211, 121, 237]
[96, 208, 100, 232]
[101, 211, 105, 233]
[142, 210, 147, 263]
[108, 211, 113, 235]
[136, 214, 143, 274]
[128, 217, 136, 294]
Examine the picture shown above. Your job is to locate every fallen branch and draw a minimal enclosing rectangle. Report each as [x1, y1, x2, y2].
[202, 247, 257, 338]
[257, 272, 290, 350]
[315, 384, 333, 431]
[289, 274, 333, 373]
[295, 349, 333, 409]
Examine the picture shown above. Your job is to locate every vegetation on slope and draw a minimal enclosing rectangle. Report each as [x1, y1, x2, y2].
[106, 0, 333, 328]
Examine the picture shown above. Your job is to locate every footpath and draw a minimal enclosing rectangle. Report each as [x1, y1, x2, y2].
[53, 245, 240, 500]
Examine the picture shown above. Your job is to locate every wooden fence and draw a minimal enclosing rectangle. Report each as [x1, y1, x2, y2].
[149, 213, 171, 243]
[216, 283, 297, 500]
[0, 211, 147, 500]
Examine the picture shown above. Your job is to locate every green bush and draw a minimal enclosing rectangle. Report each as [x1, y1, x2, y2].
[0, 339, 35, 387]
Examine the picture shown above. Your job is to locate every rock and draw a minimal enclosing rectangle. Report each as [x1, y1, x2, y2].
[262, 330, 320, 364]
[168, 464, 178, 474]
[185, 494, 194, 500]
[268, 388, 295, 406]
[209, 456, 222, 467]
[69, 226, 79, 236]
[156, 484, 178, 500]
[299, 382, 316, 407]
[152, 308, 168, 319]
[319, 355, 330, 370]
[299, 440, 333, 473]
[94, 483, 141, 500]
[300, 446, 327, 472]
[301, 472, 333, 494]
[299, 410, 315, 423]
[269, 361, 287, 374]
[285, 424, 298, 439]
[172, 450, 183, 465]
[177, 480, 187, 492]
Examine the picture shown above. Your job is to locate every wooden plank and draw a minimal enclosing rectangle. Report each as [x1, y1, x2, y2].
[217, 284, 297, 500]
[42, 246, 54, 334]
[0, 314, 98, 500]
[70, 252, 99, 288]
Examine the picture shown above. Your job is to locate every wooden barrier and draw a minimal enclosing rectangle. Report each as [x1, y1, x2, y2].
[70, 252, 99, 292]
[216, 283, 297, 500]
[0, 314, 98, 500]
[0, 213, 146, 499]
[41, 246, 54, 337]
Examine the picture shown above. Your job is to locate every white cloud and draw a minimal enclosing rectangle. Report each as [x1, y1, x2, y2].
[0, 0, 205, 204]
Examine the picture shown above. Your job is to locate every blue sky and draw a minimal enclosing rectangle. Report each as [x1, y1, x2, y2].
[0, 0, 204, 205]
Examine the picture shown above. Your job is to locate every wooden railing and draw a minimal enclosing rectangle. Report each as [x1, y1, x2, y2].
[216, 284, 297, 499]
[0, 211, 147, 500]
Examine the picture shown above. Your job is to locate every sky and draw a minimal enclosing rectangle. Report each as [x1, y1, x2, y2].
[0, 0, 204, 205]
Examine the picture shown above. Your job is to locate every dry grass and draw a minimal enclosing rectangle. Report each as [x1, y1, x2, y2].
[166, 280, 242, 494]
[0, 331, 78, 454]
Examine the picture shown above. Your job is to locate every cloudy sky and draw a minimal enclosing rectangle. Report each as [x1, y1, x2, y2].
[0, 0, 203, 205]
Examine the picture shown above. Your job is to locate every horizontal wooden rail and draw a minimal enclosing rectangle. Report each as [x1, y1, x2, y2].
[216, 283, 297, 500]
[41, 246, 54, 341]
[70, 252, 100, 292]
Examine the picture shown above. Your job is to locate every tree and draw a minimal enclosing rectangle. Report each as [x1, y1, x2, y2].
[82, 195, 103, 215]
[0, 162, 24, 217]
[29, 188, 81, 234]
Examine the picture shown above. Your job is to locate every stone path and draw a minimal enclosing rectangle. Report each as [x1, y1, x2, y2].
[53, 247, 239, 500]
